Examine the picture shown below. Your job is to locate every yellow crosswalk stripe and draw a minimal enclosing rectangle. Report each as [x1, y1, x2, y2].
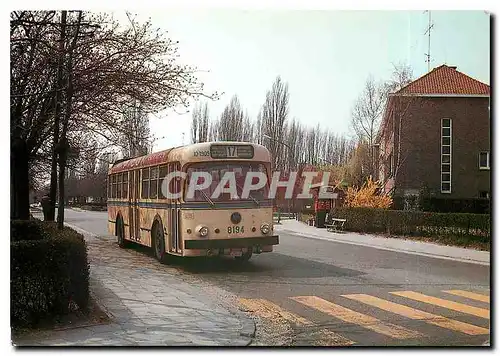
[443, 290, 490, 304]
[291, 296, 423, 340]
[239, 298, 312, 325]
[390, 291, 490, 319]
[238, 298, 354, 346]
[343, 294, 489, 336]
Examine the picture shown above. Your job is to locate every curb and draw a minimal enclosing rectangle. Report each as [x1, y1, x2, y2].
[276, 227, 490, 266]
[64, 222, 108, 242]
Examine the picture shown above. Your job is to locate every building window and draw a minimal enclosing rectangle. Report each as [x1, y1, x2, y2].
[479, 151, 490, 170]
[441, 118, 452, 193]
[384, 152, 394, 178]
[479, 191, 489, 199]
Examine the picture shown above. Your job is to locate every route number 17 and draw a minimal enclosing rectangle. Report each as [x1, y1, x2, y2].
[226, 146, 237, 157]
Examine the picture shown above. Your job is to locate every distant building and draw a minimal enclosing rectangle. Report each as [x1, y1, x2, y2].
[375, 65, 490, 211]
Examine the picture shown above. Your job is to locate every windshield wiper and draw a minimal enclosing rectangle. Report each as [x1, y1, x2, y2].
[235, 182, 260, 207]
[200, 190, 215, 208]
[248, 192, 260, 207]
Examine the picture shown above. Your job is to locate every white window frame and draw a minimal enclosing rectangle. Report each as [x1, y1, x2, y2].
[479, 191, 490, 199]
[441, 118, 452, 194]
[479, 151, 490, 170]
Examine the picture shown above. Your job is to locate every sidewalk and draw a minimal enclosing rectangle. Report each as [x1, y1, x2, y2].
[275, 220, 490, 266]
[13, 227, 255, 346]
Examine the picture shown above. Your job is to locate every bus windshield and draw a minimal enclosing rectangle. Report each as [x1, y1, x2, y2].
[185, 162, 269, 202]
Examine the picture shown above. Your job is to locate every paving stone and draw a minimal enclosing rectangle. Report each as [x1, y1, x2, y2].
[11, 227, 256, 347]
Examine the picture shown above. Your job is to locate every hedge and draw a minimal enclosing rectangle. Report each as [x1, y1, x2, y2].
[11, 220, 47, 242]
[392, 196, 490, 214]
[11, 220, 90, 328]
[330, 207, 490, 240]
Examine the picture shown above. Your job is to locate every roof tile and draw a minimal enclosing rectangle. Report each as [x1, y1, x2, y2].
[398, 65, 490, 95]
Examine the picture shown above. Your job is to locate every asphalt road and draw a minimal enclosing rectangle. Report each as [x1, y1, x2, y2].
[61, 209, 491, 347]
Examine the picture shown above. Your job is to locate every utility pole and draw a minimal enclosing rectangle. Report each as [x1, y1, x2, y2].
[57, 10, 83, 229]
[48, 10, 67, 222]
[424, 10, 434, 72]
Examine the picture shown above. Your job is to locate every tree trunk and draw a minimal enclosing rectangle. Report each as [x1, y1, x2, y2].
[11, 138, 30, 220]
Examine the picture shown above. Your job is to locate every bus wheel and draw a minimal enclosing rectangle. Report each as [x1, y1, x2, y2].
[152, 222, 167, 264]
[235, 248, 252, 262]
[117, 218, 127, 248]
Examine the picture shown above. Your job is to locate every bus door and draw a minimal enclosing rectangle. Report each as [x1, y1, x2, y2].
[168, 162, 181, 253]
[129, 169, 140, 242]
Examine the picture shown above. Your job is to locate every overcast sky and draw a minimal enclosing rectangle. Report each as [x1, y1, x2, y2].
[114, 10, 490, 151]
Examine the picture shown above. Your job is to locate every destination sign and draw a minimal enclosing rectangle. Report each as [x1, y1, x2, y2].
[210, 145, 254, 159]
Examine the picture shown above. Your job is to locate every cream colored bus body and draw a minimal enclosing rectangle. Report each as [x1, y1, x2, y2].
[107, 142, 279, 258]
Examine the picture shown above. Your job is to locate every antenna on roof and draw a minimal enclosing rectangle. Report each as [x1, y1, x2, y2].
[423, 10, 434, 72]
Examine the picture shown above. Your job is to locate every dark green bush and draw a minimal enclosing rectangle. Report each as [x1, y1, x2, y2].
[331, 207, 490, 240]
[11, 221, 89, 328]
[11, 219, 47, 242]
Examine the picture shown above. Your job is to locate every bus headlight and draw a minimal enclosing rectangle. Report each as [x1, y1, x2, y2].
[260, 223, 270, 235]
[198, 226, 209, 237]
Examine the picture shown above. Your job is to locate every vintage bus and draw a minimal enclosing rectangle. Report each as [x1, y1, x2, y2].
[107, 141, 279, 262]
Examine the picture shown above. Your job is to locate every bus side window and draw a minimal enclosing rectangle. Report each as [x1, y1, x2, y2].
[108, 175, 112, 199]
[158, 165, 168, 199]
[111, 174, 117, 199]
[171, 162, 181, 199]
[141, 168, 150, 199]
[123, 172, 128, 199]
[150, 166, 159, 199]
[117, 173, 122, 199]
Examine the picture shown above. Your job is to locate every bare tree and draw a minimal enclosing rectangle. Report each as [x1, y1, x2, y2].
[121, 101, 151, 157]
[261, 76, 289, 169]
[208, 119, 219, 142]
[10, 10, 217, 221]
[190, 101, 210, 143]
[377, 63, 414, 194]
[284, 118, 302, 170]
[241, 111, 254, 142]
[218, 95, 244, 141]
[254, 109, 264, 145]
[199, 103, 210, 143]
[190, 103, 200, 143]
[350, 75, 386, 179]
[345, 140, 372, 187]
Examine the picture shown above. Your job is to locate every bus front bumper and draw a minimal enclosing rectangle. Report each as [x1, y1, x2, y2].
[184, 235, 279, 250]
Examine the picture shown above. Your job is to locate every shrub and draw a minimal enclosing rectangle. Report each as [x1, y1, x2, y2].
[344, 177, 392, 209]
[11, 221, 89, 328]
[331, 207, 490, 241]
[11, 219, 47, 242]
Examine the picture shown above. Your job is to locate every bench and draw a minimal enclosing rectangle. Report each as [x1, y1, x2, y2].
[325, 218, 347, 232]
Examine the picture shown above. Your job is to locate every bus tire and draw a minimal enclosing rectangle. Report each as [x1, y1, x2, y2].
[152, 220, 168, 264]
[235, 248, 252, 262]
[116, 217, 128, 248]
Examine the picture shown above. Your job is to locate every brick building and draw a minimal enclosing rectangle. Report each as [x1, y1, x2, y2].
[375, 65, 490, 209]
